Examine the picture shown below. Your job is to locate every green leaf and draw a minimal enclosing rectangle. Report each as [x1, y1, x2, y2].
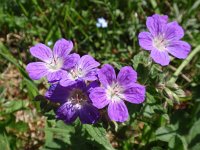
[23, 78, 38, 99]
[146, 92, 157, 104]
[187, 118, 200, 146]
[168, 135, 187, 150]
[151, 147, 163, 150]
[155, 125, 177, 142]
[0, 133, 10, 150]
[8, 121, 29, 132]
[1, 100, 28, 114]
[0, 86, 5, 98]
[43, 120, 75, 149]
[132, 51, 151, 70]
[190, 143, 200, 150]
[84, 125, 115, 150]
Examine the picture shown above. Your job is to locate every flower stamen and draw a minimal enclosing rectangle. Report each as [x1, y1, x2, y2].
[106, 83, 124, 102]
[69, 89, 88, 108]
[153, 35, 168, 51]
[46, 57, 63, 72]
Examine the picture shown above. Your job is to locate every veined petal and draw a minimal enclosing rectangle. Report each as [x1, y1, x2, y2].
[59, 74, 76, 87]
[150, 49, 170, 66]
[108, 101, 129, 122]
[62, 53, 80, 70]
[53, 39, 73, 58]
[167, 41, 191, 59]
[87, 81, 100, 93]
[117, 66, 137, 86]
[146, 14, 168, 37]
[26, 62, 49, 80]
[123, 83, 146, 104]
[138, 32, 153, 51]
[79, 104, 100, 124]
[77, 55, 100, 72]
[56, 102, 78, 124]
[89, 87, 109, 109]
[164, 21, 184, 40]
[98, 64, 116, 87]
[45, 83, 69, 104]
[30, 43, 53, 63]
[47, 70, 67, 83]
[82, 68, 98, 81]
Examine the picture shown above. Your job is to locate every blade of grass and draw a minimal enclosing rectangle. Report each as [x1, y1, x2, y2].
[169, 45, 200, 83]
[0, 42, 38, 98]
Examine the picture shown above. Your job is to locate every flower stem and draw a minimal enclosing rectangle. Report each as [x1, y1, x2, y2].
[169, 45, 200, 83]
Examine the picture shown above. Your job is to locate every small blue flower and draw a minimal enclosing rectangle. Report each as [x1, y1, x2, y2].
[96, 17, 108, 28]
[47, 41, 53, 46]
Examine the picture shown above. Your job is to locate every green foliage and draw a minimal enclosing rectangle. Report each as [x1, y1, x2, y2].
[0, 0, 200, 149]
[84, 124, 115, 150]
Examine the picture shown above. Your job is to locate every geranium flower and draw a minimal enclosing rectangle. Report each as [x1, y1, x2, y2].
[60, 55, 100, 87]
[26, 39, 79, 82]
[89, 64, 145, 122]
[138, 14, 191, 66]
[45, 81, 100, 124]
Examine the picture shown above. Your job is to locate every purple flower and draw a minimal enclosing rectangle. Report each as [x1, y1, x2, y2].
[89, 64, 145, 122]
[26, 39, 79, 82]
[59, 55, 100, 87]
[138, 14, 191, 66]
[45, 81, 100, 124]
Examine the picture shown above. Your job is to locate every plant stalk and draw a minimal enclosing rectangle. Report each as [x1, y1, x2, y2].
[169, 45, 200, 83]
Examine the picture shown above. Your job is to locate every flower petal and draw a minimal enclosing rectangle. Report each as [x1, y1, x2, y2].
[89, 87, 109, 109]
[53, 39, 73, 58]
[150, 49, 170, 66]
[82, 68, 98, 81]
[26, 62, 49, 80]
[47, 70, 67, 83]
[164, 21, 184, 40]
[167, 41, 191, 59]
[30, 43, 53, 63]
[77, 55, 100, 72]
[79, 104, 100, 124]
[108, 101, 129, 122]
[117, 66, 137, 86]
[123, 83, 146, 104]
[62, 53, 80, 70]
[87, 81, 100, 93]
[56, 102, 78, 124]
[146, 14, 168, 37]
[45, 83, 69, 104]
[98, 64, 116, 87]
[73, 80, 87, 91]
[138, 32, 153, 51]
[59, 74, 76, 87]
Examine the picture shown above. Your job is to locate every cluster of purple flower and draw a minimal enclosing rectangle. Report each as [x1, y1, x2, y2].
[26, 14, 191, 124]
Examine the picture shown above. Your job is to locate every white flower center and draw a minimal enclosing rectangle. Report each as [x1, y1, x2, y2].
[153, 35, 168, 51]
[46, 57, 63, 72]
[69, 66, 85, 80]
[68, 89, 88, 109]
[106, 83, 124, 102]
